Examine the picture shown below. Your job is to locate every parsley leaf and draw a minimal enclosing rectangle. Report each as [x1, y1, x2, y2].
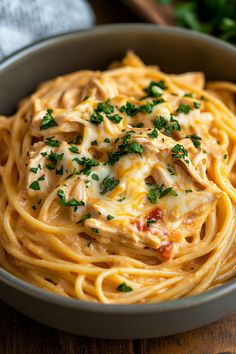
[69, 145, 79, 153]
[194, 101, 201, 109]
[91, 140, 98, 146]
[187, 134, 202, 148]
[29, 180, 40, 191]
[30, 167, 38, 174]
[100, 175, 120, 195]
[127, 142, 143, 156]
[176, 104, 192, 114]
[97, 101, 114, 114]
[148, 128, 158, 139]
[143, 80, 168, 98]
[90, 111, 104, 125]
[45, 136, 61, 147]
[92, 173, 99, 181]
[167, 166, 176, 175]
[91, 227, 99, 234]
[172, 144, 189, 164]
[57, 189, 85, 208]
[29, 175, 45, 191]
[134, 122, 144, 128]
[148, 187, 158, 204]
[40, 109, 58, 130]
[107, 114, 123, 124]
[117, 282, 133, 292]
[107, 214, 114, 220]
[77, 213, 91, 223]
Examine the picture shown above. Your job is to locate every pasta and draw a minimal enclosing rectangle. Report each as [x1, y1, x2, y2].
[0, 52, 236, 304]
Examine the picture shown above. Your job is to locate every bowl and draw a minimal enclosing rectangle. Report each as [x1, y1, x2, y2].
[0, 24, 236, 339]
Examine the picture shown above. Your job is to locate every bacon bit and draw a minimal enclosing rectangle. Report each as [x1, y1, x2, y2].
[134, 220, 148, 232]
[133, 208, 163, 232]
[147, 207, 163, 221]
[159, 241, 173, 261]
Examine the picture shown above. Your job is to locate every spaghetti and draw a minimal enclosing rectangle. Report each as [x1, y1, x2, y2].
[0, 52, 236, 304]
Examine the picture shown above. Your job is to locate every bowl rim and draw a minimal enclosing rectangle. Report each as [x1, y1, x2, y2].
[0, 23, 236, 315]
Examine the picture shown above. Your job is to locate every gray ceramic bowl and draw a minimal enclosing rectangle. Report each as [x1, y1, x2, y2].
[0, 24, 236, 339]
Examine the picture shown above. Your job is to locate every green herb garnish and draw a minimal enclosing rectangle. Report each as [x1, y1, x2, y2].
[148, 128, 158, 139]
[45, 136, 61, 147]
[176, 104, 192, 114]
[117, 282, 133, 292]
[69, 146, 79, 153]
[100, 175, 120, 195]
[40, 109, 58, 130]
[107, 215, 114, 220]
[57, 189, 85, 209]
[172, 144, 189, 164]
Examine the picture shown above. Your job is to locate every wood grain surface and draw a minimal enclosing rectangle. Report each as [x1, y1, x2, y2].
[0, 1, 236, 353]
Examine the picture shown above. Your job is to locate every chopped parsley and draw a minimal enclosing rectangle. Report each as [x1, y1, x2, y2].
[30, 167, 38, 174]
[127, 142, 143, 156]
[73, 156, 99, 175]
[172, 144, 189, 164]
[100, 175, 120, 195]
[47, 151, 64, 163]
[77, 213, 91, 223]
[147, 219, 157, 227]
[176, 104, 192, 114]
[143, 80, 168, 98]
[185, 189, 193, 193]
[148, 184, 178, 203]
[148, 187, 158, 204]
[106, 132, 143, 165]
[117, 282, 133, 292]
[40, 109, 58, 130]
[184, 93, 193, 98]
[40, 152, 47, 157]
[29, 175, 45, 191]
[90, 112, 104, 125]
[134, 122, 144, 128]
[90, 100, 114, 125]
[92, 173, 99, 181]
[91, 140, 98, 146]
[91, 227, 99, 234]
[223, 154, 228, 160]
[107, 214, 114, 220]
[154, 114, 180, 136]
[104, 138, 110, 143]
[187, 134, 202, 148]
[29, 181, 40, 191]
[97, 101, 114, 114]
[107, 114, 123, 124]
[118, 196, 126, 202]
[73, 134, 82, 144]
[159, 185, 178, 198]
[57, 189, 85, 210]
[120, 99, 165, 117]
[56, 166, 64, 175]
[194, 101, 201, 109]
[167, 166, 176, 175]
[45, 137, 61, 147]
[148, 128, 158, 139]
[69, 145, 79, 153]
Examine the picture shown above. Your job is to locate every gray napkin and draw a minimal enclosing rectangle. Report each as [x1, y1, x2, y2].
[0, 0, 95, 59]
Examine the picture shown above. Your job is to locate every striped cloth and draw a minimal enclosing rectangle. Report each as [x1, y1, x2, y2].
[0, 0, 95, 59]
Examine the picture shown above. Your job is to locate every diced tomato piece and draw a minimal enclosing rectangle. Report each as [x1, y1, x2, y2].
[147, 207, 163, 221]
[159, 241, 173, 261]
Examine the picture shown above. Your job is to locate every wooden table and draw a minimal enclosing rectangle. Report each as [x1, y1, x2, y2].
[1, 1, 236, 352]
